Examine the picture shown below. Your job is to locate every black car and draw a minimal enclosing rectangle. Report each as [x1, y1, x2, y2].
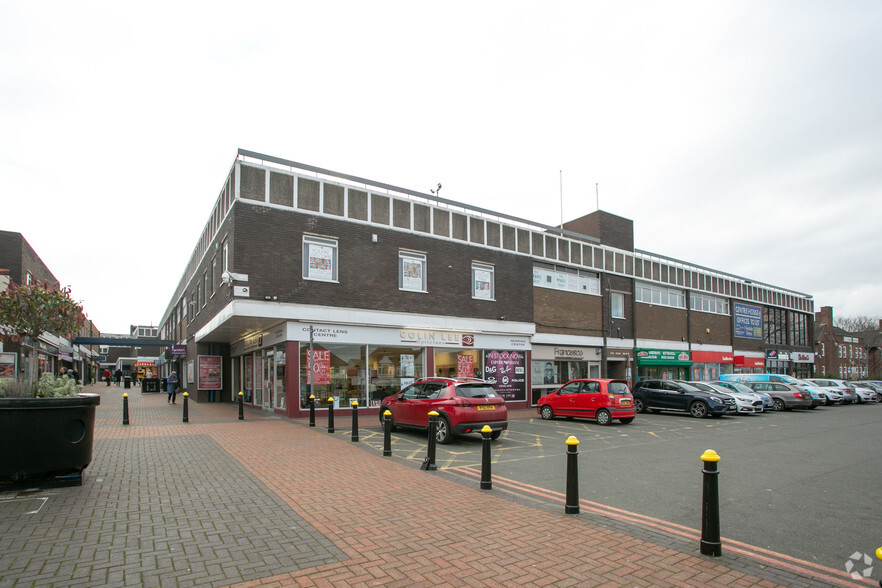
[631, 379, 736, 418]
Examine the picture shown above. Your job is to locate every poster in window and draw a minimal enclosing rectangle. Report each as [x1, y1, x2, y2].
[0, 352, 16, 378]
[198, 355, 223, 390]
[402, 258, 423, 290]
[473, 269, 492, 299]
[456, 354, 474, 378]
[400, 354, 414, 377]
[307, 350, 331, 385]
[483, 350, 526, 401]
[308, 244, 334, 280]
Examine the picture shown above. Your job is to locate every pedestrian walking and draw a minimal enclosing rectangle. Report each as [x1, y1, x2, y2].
[167, 371, 179, 404]
[114, 368, 122, 386]
[104, 368, 112, 386]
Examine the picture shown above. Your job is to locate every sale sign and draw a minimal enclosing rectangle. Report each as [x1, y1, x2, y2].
[456, 354, 474, 378]
[308, 350, 331, 385]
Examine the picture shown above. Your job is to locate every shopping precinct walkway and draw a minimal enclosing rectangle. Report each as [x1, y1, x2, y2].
[0, 383, 873, 587]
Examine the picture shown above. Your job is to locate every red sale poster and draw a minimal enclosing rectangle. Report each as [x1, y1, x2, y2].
[456, 354, 474, 378]
[308, 350, 331, 385]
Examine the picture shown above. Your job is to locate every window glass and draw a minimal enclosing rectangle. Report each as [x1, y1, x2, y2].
[472, 263, 494, 300]
[303, 236, 338, 282]
[608, 381, 630, 394]
[399, 251, 427, 292]
[611, 292, 624, 318]
[560, 382, 581, 395]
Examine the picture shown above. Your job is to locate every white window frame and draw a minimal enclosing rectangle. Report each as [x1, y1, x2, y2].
[471, 262, 495, 301]
[302, 235, 339, 282]
[611, 292, 625, 319]
[635, 282, 686, 309]
[399, 250, 427, 292]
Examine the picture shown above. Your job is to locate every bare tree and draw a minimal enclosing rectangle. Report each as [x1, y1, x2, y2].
[834, 315, 881, 333]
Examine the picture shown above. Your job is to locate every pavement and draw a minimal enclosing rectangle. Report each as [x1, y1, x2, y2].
[0, 383, 877, 587]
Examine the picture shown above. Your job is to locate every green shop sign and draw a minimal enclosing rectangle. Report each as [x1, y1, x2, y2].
[635, 349, 692, 366]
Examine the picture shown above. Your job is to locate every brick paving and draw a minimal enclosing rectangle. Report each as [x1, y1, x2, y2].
[0, 383, 872, 587]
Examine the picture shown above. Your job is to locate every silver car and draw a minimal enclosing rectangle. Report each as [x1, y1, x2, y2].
[711, 381, 772, 411]
[691, 382, 763, 414]
[743, 381, 814, 411]
[804, 378, 856, 405]
[847, 382, 878, 403]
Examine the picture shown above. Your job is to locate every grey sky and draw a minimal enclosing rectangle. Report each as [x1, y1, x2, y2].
[2, 1, 880, 333]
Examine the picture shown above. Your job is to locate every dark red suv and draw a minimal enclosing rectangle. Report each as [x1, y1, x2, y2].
[379, 377, 508, 443]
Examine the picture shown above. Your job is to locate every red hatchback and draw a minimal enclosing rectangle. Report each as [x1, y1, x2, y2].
[379, 377, 508, 444]
[537, 379, 636, 425]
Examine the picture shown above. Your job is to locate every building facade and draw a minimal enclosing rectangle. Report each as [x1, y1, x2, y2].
[813, 306, 870, 379]
[158, 150, 816, 416]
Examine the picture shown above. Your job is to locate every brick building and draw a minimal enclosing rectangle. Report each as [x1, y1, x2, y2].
[158, 149, 816, 416]
[813, 306, 870, 379]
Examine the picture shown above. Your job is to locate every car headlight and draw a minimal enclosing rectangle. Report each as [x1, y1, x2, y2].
[710, 396, 721, 403]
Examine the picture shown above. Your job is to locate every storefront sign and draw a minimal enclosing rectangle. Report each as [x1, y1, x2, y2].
[198, 355, 223, 390]
[456, 354, 474, 378]
[170, 344, 187, 357]
[792, 352, 814, 363]
[554, 347, 585, 360]
[483, 350, 526, 401]
[635, 349, 692, 365]
[734, 356, 765, 368]
[400, 329, 472, 347]
[734, 303, 762, 339]
[766, 350, 790, 361]
[690, 351, 734, 363]
[307, 350, 331, 385]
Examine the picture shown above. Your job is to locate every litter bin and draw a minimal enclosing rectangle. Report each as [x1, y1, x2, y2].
[160, 378, 168, 392]
[123, 376, 131, 389]
[143, 378, 160, 393]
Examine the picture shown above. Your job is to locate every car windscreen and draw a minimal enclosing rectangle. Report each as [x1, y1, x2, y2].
[455, 385, 498, 398]
[607, 381, 630, 394]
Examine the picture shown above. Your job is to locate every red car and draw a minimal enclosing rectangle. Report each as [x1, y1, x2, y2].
[537, 378, 636, 425]
[379, 377, 508, 444]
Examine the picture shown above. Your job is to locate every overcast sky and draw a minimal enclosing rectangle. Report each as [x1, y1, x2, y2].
[2, 1, 880, 334]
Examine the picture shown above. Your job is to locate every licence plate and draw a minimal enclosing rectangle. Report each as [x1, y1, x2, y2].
[620, 400, 632, 406]
[476, 405, 495, 410]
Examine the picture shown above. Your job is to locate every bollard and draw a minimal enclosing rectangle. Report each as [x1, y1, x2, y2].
[122, 393, 130, 425]
[700, 449, 722, 557]
[565, 436, 580, 514]
[308, 395, 316, 427]
[421, 411, 438, 471]
[238, 391, 244, 420]
[327, 397, 335, 433]
[383, 410, 392, 456]
[877, 546, 882, 588]
[182, 392, 189, 423]
[480, 425, 492, 489]
[350, 400, 360, 442]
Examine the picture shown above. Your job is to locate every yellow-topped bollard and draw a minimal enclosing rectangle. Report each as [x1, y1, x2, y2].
[480, 426, 494, 490]
[182, 392, 189, 423]
[122, 392, 130, 425]
[565, 435, 580, 513]
[877, 545, 882, 560]
[327, 397, 335, 433]
[238, 391, 244, 420]
[350, 399, 359, 442]
[701, 449, 721, 462]
[308, 394, 316, 426]
[566, 435, 580, 446]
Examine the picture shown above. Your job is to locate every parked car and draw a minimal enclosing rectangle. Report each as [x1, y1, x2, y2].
[741, 382, 813, 411]
[803, 378, 857, 405]
[855, 381, 882, 400]
[711, 380, 774, 411]
[847, 381, 878, 403]
[690, 382, 763, 414]
[631, 379, 736, 418]
[379, 377, 507, 444]
[718, 373, 826, 408]
[537, 379, 636, 425]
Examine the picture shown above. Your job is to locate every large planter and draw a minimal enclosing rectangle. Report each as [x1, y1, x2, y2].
[0, 393, 100, 486]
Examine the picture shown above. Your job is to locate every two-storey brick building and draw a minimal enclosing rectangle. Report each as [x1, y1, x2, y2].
[158, 150, 816, 416]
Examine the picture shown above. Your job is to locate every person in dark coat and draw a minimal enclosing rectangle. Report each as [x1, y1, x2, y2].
[167, 371, 179, 404]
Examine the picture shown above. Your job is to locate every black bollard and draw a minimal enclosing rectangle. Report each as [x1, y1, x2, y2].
[700, 449, 722, 556]
[238, 391, 244, 420]
[421, 411, 438, 471]
[308, 395, 316, 427]
[565, 436, 580, 514]
[122, 393, 130, 425]
[383, 410, 392, 456]
[327, 397, 335, 433]
[350, 400, 359, 442]
[480, 425, 492, 489]
[182, 392, 189, 423]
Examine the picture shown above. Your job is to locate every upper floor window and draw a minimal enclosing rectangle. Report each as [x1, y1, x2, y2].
[399, 250, 427, 292]
[472, 262, 494, 301]
[635, 282, 686, 309]
[611, 292, 625, 319]
[690, 293, 729, 315]
[303, 235, 338, 282]
[532, 263, 600, 296]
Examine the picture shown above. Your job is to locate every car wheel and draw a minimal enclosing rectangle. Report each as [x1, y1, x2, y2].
[689, 401, 709, 418]
[379, 407, 397, 431]
[435, 416, 453, 444]
[540, 405, 555, 420]
[595, 409, 612, 426]
[490, 430, 502, 440]
[619, 417, 634, 424]
[773, 398, 786, 411]
[634, 398, 646, 413]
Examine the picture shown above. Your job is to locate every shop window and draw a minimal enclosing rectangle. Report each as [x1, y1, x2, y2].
[399, 250, 427, 292]
[472, 262, 494, 300]
[303, 235, 339, 282]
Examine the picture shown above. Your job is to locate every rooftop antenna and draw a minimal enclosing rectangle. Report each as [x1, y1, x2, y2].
[430, 183, 442, 196]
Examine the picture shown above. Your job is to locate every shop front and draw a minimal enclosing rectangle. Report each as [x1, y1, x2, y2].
[791, 351, 814, 379]
[690, 350, 734, 381]
[635, 348, 692, 381]
[530, 345, 601, 404]
[606, 347, 634, 384]
[733, 354, 765, 374]
[230, 322, 531, 417]
[765, 350, 790, 374]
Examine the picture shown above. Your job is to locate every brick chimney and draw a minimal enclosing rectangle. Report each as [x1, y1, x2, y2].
[815, 306, 834, 325]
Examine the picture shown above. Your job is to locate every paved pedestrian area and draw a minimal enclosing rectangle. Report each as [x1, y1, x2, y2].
[0, 384, 873, 587]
